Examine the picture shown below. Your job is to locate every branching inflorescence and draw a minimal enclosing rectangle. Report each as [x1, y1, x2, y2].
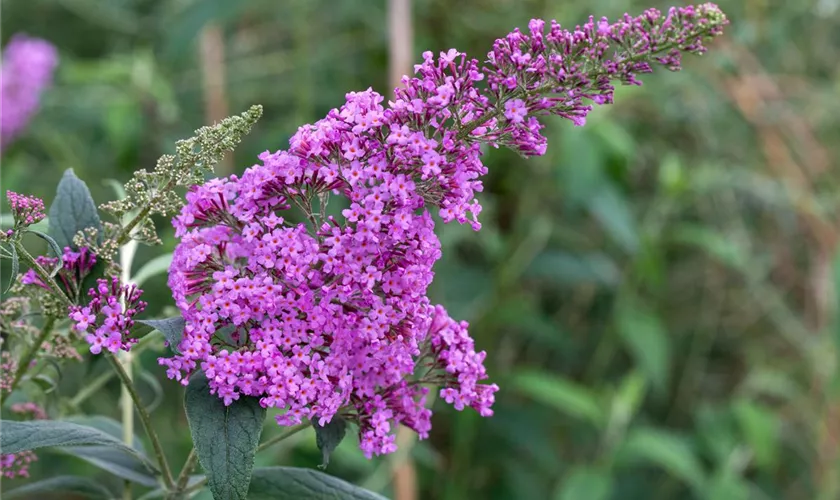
[63, 4, 727, 458]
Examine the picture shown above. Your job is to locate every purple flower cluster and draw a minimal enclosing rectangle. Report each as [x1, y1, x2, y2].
[0, 34, 58, 150]
[478, 3, 727, 140]
[21, 246, 96, 293]
[6, 191, 46, 228]
[158, 4, 725, 457]
[70, 278, 147, 354]
[164, 79, 500, 456]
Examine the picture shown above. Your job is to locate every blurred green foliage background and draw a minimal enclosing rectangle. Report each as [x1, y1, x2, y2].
[2, 0, 840, 498]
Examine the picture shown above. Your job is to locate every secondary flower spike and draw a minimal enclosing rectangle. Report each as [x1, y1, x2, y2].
[0, 34, 58, 151]
[157, 4, 726, 457]
[6, 191, 46, 228]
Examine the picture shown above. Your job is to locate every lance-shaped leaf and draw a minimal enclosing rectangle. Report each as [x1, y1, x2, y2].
[48, 168, 102, 250]
[5, 243, 18, 293]
[185, 373, 266, 500]
[0, 420, 157, 474]
[4, 475, 115, 499]
[26, 229, 64, 276]
[138, 316, 185, 354]
[247, 467, 388, 500]
[313, 416, 347, 469]
[59, 416, 157, 486]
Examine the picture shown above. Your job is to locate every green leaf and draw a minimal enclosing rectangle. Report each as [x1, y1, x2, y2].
[732, 399, 779, 469]
[47, 0, 139, 34]
[30, 374, 59, 394]
[0, 420, 156, 473]
[163, 0, 248, 60]
[58, 446, 158, 486]
[139, 316, 185, 354]
[525, 251, 621, 287]
[132, 253, 174, 287]
[104, 178, 127, 201]
[65, 415, 146, 453]
[703, 471, 751, 500]
[313, 416, 347, 469]
[614, 372, 647, 419]
[48, 169, 102, 250]
[247, 466, 388, 500]
[130, 320, 156, 340]
[5, 243, 18, 293]
[556, 127, 605, 205]
[510, 371, 605, 427]
[615, 299, 670, 394]
[137, 476, 205, 499]
[606, 372, 647, 442]
[591, 118, 636, 160]
[615, 427, 705, 491]
[4, 475, 115, 499]
[695, 404, 739, 465]
[138, 369, 164, 412]
[185, 373, 266, 500]
[658, 153, 687, 196]
[26, 229, 64, 277]
[588, 186, 639, 254]
[555, 467, 613, 500]
[670, 225, 747, 271]
[739, 369, 801, 402]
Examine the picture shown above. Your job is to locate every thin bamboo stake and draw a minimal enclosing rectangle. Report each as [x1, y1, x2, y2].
[199, 23, 232, 175]
[388, 2, 417, 499]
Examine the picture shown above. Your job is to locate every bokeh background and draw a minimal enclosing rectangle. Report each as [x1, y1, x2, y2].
[2, 0, 840, 498]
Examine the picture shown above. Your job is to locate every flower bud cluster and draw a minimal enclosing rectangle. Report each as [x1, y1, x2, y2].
[5, 191, 46, 229]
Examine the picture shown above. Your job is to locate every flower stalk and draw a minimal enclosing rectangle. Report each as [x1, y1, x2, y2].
[106, 352, 175, 490]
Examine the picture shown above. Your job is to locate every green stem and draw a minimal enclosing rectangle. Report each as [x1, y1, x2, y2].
[67, 331, 162, 411]
[114, 205, 152, 247]
[13, 241, 72, 307]
[67, 370, 113, 411]
[121, 349, 135, 500]
[6, 316, 56, 395]
[175, 449, 198, 490]
[456, 109, 503, 140]
[114, 177, 177, 246]
[256, 421, 311, 452]
[106, 352, 175, 490]
[179, 422, 311, 496]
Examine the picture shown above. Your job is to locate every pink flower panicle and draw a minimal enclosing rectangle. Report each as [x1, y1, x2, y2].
[21, 246, 96, 293]
[165, 78, 499, 456]
[478, 3, 727, 143]
[10, 402, 47, 420]
[0, 351, 18, 392]
[0, 451, 37, 479]
[162, 4, 725, 457]
[0, 34, 58, 150]
[70, 277, 147, 355]
[5, 191, 46, 228]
